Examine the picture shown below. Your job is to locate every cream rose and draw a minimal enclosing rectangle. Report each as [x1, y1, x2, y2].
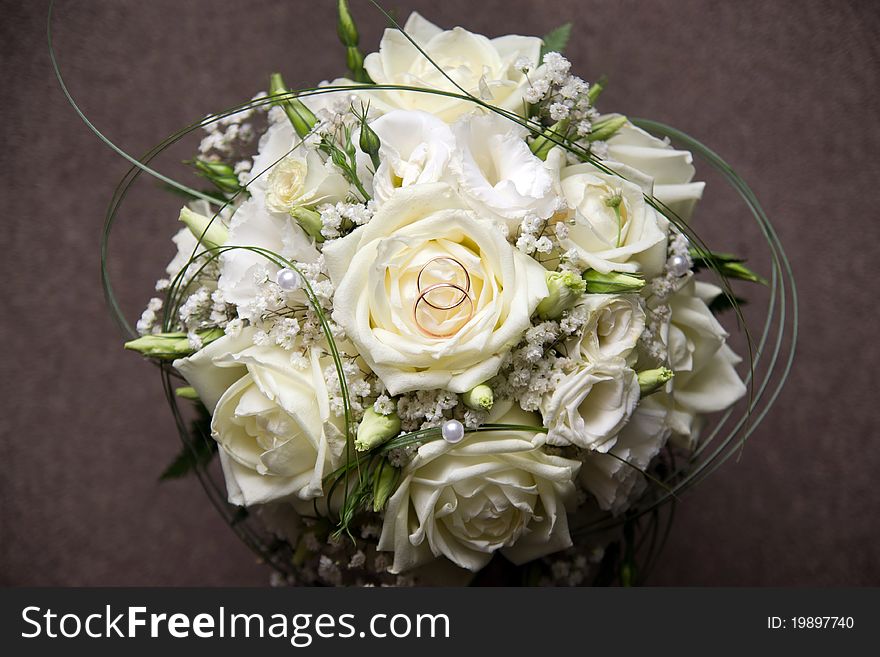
[660, 279, 747, 443]
[173, 329, 346, 507]
[452, 112, 561, 228]
[356, 110, 456, 206]
[607, 119, 705, 222]
[323, 182, 548, 395]
[578, 397, 671, 514]
[362, 12, 542, 122]
[540, 358, 640, 451]
[560, 162, 668, 278]
[567, 293, 646, 363]
[378, 403, 580, 573]
[249, 119, 348, 211]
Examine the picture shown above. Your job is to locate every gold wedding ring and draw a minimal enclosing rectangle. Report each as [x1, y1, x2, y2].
[412, 257, 474, 338]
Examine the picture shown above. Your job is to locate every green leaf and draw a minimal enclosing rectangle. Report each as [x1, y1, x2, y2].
[689, 247, 767, 285]
[540, 23, 572, 58]
[708, 293, 749, 314]
[688, 247, 743, 264]
[159, 436, 217, 481]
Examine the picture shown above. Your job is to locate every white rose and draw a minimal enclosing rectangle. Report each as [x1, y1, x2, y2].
[606, 119, 705, 222]
[218, 194, 318, 311]
[323, 182, 548, 395]
[378, 402, 580, 573]
[660, 278, 747, 442]
[362, 12, 542, 122]
[560, 162, 668, 277]
[578, 397, 671, 514]
[452, 112, 561, 228]
[173, 329, 346, 507]
[540, 358, 640, 451]
[567, 293, 646, 363]
[248, 119, 348, 211]
[356, 110, 456, 206]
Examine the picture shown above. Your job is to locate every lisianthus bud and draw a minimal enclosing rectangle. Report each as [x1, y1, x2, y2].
[336, 0, 369, 83]
[372, 462, 400, 512]
[530, 119, 570, 160]
[583, 270, 645, 294]
[536, 270, 586, 320]
[355, 407, 401, 452]
[268, 73, 317, 139]
[588, 115, 628, 142]
[461, 384, 495, 411]
[179, 206, 228, 250]
[359, 121, 382, 171]
[587, 75, 607, 104]
[289, 207, 325, 242]
[336, 0, 359, 46]
[124, 329, 224, 359]
[192, 158, 240, 194]
[637, 367, 674, 396]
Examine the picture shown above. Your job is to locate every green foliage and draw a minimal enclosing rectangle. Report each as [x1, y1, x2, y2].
[708, 293, 749, 314]
[689, 247, 768, 285]
[540, 22, 572, 58]
[160, 412, 217, 480]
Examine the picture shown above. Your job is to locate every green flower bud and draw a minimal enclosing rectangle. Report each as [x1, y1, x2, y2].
[269, 72, 317, 139]
[461, 384, 495, 412]
[587, 75, 607, 104]
[530, 119, 569, 160]
[175, 386, 200, 401]
[588, 115, 628, 142]
[583, 270, 645, 294]
[637, 367, 674, 396]
[346, 47, 365, 75]
[336, 0, 359, 46]
[191, 159, 239, 194]
[355, 407, 401, 452]
[179, 206, 228, 250]
[336, 0, 369, 82]
[536, 270, 587, 320]
[372, 461, 400, 512]
[289, 206, 325, 242]
[124, 329, 224, 360]
[359, 120, 382, 171]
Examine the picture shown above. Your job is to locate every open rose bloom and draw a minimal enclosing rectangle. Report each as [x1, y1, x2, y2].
[112, 7, 794, 586]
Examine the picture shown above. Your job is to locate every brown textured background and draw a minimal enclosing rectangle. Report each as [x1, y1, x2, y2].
[1, 0, 878, 586]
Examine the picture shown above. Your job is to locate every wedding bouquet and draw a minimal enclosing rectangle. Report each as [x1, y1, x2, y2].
[71, 2, 796, 585]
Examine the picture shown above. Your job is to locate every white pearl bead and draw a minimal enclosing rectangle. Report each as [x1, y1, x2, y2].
[276, 268, 301, 291]
[441, 419, 465, 444]
[668, 254, 689, 277]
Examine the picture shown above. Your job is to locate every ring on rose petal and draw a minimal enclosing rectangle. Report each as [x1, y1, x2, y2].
[417, 257, 471, 304]
[413, 256, 474, 338]
[413, 283, 474, 338]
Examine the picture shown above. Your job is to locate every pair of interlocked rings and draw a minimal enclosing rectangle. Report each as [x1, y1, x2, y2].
[412, 257, 474, 338]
